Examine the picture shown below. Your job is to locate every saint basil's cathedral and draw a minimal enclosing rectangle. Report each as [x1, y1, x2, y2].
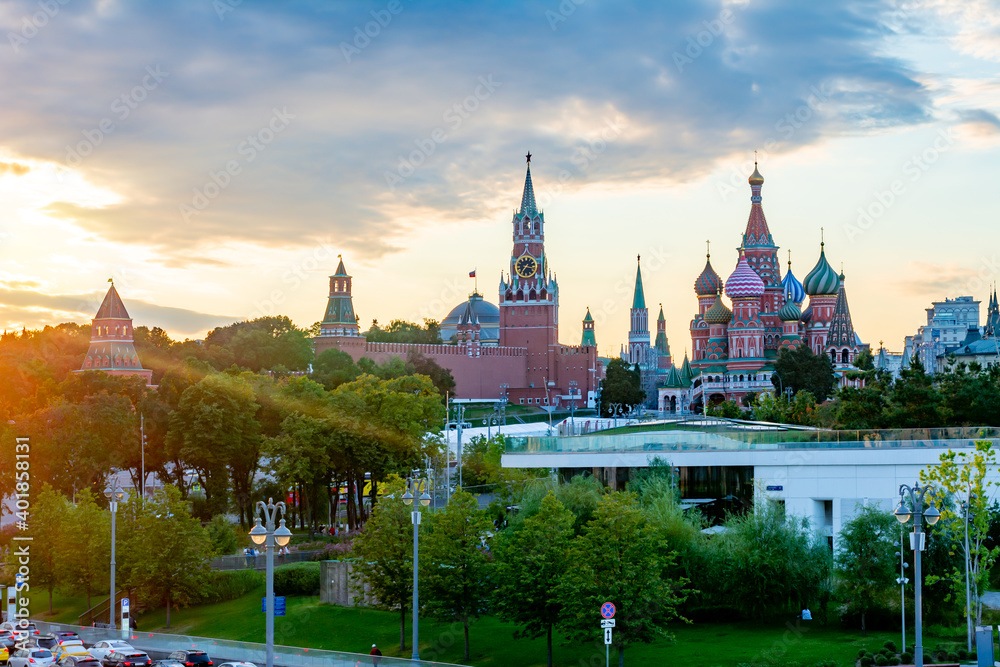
[625, 164, 866, 412]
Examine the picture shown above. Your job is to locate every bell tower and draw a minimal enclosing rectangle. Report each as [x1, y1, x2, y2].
[499, 153, 559, 398]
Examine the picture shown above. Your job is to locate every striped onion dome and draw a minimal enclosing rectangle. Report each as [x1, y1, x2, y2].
[694, 256, 722, 296]
[724, 252, 765, 299]
[703, 291, 733, 325]
[778, 292, 802, 322]
[803, 244, 840, 296]
[781, 266, 806, 305]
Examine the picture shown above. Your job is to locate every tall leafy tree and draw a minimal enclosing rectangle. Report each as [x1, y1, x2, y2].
[168, 373, 262, 522]
[27, 485, 72, 614]
[493, 492, 575, 667]
[350, 481, 413, 652]
[59, 489, 110, 611]
[773, 345, 835, 401]
[121, 486, 214, 628]
[599, 358, 645, 415]
[559, 493, 689, 667]
[834, 504, 898, 635]
[421, 490, 493, 662]
[920, 440, 1000, 625]
[884, 357, 947, 427]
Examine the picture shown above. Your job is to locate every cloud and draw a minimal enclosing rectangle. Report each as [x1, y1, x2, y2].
[893, 261, 985, 296]
[956, 108, 1000, 136]
[0, 0, 943, 264]
[0, 161, 29, 176]
[0, 285, 238, 337]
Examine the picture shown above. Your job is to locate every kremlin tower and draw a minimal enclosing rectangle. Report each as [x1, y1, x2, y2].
[79, 282, 153, 385]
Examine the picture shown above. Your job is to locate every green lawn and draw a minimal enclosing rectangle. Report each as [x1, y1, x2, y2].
[28, 587, 971, 667]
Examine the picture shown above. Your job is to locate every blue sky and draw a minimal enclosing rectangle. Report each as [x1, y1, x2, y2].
[1, 0, 998, 356]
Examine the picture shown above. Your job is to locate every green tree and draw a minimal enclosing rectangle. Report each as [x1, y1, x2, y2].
[27, 484, 72, 613]
[365, 319, 442, 344]
[920, 440, 1000, 625]
[707, 399, 742, 418]
[421, 490, 493, 661]
[599, 359, 645, 415]
[121, 486, 213, 628]
[559, 493, 689, 667]
[834, 504, 898, 635]
[168, 373, 262, 522]
[59, 489, 110, 611]
[494, 493, 575, 667]
[884, 357, 947, 427]
[350, 480, 413, 652]
[310, 348, 361, 390]
[710, 499, 830, 620]
[773, 345, 835, 401]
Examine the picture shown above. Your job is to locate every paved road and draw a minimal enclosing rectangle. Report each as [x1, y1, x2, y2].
[982, 591, 1000, 609]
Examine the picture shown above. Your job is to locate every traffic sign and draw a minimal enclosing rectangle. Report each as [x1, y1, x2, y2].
[600, 602, 616, 619]
[121, 598, 129, 608]
[601, 619, 615, 628]
[604, 627, 612, 645]
[262, 596, 287, 617]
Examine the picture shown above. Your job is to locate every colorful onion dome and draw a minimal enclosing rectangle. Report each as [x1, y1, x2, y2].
[694, 255, 721, 296]
[725, 251, 765, 299]
[778, 291, 802, 322]
[749, 162, 764, 186]
[803, 243, 840, 296]
[781, 266, 805, 305]
[703, 291, 733, 325]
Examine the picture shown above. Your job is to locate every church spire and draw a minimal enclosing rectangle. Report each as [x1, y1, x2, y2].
[519, 151, 537, 217]
[632, 254, 646, 309]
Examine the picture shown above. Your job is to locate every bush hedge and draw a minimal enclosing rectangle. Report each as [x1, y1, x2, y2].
[202, 569, 265, 603]
[273, 561, 321, 596]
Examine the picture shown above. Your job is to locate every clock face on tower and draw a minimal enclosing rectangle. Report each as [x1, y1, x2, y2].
[515, 254, 538, 278]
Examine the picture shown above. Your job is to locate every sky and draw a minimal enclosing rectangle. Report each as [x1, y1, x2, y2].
[2, 0, 1000, 359]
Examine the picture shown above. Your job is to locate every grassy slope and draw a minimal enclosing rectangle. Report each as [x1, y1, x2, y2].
[29, 588, 965, 667]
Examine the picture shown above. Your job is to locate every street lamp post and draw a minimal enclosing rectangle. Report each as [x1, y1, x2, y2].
[568, 381, 578, 434]
[249, 499, 293, 667]
[104, 486, 124, 628]
[402, 473, 432, 661]
[895, 532, 909, 654]
[895, 483, 941, 667]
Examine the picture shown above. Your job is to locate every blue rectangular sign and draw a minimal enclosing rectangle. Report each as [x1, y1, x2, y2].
[765, 485, 783, 491]
[262, 596, 286, 616]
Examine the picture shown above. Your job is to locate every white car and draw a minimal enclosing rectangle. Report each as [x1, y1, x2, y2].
[217, 663, 258, 667]
[9, 648, 55, 667]
[88, 642, 134, 662]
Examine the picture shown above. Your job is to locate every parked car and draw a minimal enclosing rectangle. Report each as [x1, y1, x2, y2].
[87, 643, 133, 663]
[101, 652, 151, 667]
[0, 624, 38, 637]
[59, 656, 101, 667]
[165, 652, 212, 667]
[0, 631, 18, 649]
[24, 636, 57, 651]
[150, 661, 184, 667]
[0, 644, 9, 664]
[52, 636, 79, 647]
[52, 643, 89, 661]
[8, 648, 55, 667]
[216, 663, 257, 667]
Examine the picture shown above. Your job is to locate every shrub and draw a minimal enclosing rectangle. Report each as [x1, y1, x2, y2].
[899, 652, 912, 664]
[273, 561, 321, 596]
[206, 515, 241, 556]
[879, 648, 893, 658]
[201, 569, 265, 603]
[314, 540, 352, 560]
[857, 649, 868, 659]
[957, 649, 968, 660]
[946, 652, 959, 662]
[875, 654, 888, 666]
[883, 641, 897, 653]
[860, 656, 875, 667]
[888, 658, 899, 666]
[813, 661, 836, 667]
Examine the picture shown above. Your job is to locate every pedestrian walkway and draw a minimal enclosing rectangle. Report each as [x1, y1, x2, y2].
[33, 620, 470, 667]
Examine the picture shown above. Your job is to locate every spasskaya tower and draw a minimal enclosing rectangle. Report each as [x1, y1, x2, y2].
[498, 153, 560, 402]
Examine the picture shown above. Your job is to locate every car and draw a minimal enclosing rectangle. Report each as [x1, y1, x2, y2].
[52, 643, 89, 661]
[0, 644, 9, 664]
[1, 624, 38, 638]
[8, 648, 55, 667]
[59, 656, 101, 667]
[87, 643, 134, 663]
[150, 661, 184, 667]
[53, 636, 79, 647]
[215, 663, 257, 667]
[165, 652, 212, 667]
[100, 652, 151, 667]
[23, 636, 58, 651]
[0, 631, 18, 649]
